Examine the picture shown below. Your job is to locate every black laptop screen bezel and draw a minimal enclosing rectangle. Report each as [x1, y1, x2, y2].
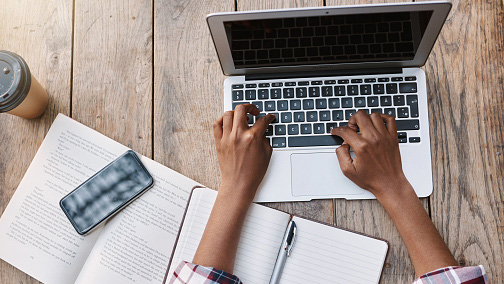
[206, 2, 451, 76]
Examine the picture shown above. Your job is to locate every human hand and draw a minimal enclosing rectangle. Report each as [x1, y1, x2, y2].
[330, 110, 410, 199]
[213, 104, 275, 203]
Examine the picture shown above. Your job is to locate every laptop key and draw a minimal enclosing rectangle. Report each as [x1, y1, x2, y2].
[338, 79, 349, 84]
[326, 123, 338, 133]
[309, 87, 320, 97]
[398, 132, 407, 139]
[277, 100, 288, 111]
[371, 108, 383, 114]
[396, 119, 420, 130]
[232, 102, 247, 110]
[339, 122, 348, 127]
[232, 84, 244, 89]
[399, 83, 418, 93]
[245, 90, 256, 100]
[378, 78, 389, 82]
[314, 123, 325, 134]
[307, 111, 318, 122]
[406, 95, 419, 117]
[367, 96, 379, 107]
[328, 98, 340, 108]
[332, 110, 343, 121]
[405, 77, 417, 81]
[265, 125, 273, 136]
[283, 88, 295, 98]
[293, 112, 305, 122]
[271, 88, 282, 99]
[311, 81, 322, 85]
[272, 82, 283, 87]
[399, 138, 407, 143]
[281, 112, 292, 123]
[397, 107, 409, 118]
[324, 80, 336, 84]
[316, 99, 327, 109]
[320, 111, 331, 121]
[275, 125, 286, 135]
[303, 99, 314, 110]
[289, 135, 344, 147]
[373, 84, 385, 94]
[232, 90, 244, 101]
[347, 85, 359, 95]
[272, 137, 287, 148]
[245, 84, 256, 88]
[393, 95, 405, 106]
[345, 109, 356, 120]
[391, 77, 403, 82]
[354, 97, 366, 107]
[335, 86, 346, 96]
[360, 84, 372, 95]
[247, 114, 254, 124]
[288, 124, 299, 135]
[259, 83, 270, 87]
[290, 100, 301, 110]
[252, 101, 263, 112]
[322, 86, 333, 97]
[296, 87, 308, 98]
[386, 83, 398, 94]
[342, 97, 353, 108]
[258, 89, 269, 99]
[384, 108, 396, 117]
[270, 113, 279, 123]
[301, 124, 312, 134]
[380, 96, 392, 106]
[298, 81, 309, 86]
[285, 82, 296, 86]
[265, 101, 276, 111]
[409, 137, 421, 143]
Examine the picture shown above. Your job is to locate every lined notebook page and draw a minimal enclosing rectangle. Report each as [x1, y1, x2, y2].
[279, 216, 388, 284]
[168, 188, 290, 283]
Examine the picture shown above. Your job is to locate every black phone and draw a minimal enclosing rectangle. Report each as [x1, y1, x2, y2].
[60, 150, 153, 235]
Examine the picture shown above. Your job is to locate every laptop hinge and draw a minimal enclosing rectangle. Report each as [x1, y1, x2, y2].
[245, 67, 402, 81]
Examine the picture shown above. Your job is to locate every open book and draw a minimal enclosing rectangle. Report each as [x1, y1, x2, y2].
[0, 114, 200, 284]
[166, 187, 389, 284]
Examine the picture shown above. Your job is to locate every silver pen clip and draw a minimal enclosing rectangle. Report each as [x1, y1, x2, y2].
[286, 221, 297, 257]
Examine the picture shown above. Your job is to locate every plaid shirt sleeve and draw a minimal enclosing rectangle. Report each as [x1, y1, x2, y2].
[168, 261, 242, 284]
[412, 266, 487, 284]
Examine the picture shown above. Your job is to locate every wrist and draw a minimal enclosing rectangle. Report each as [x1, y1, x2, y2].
[217, 183, 257, 207]
[374, 178, 416, 207]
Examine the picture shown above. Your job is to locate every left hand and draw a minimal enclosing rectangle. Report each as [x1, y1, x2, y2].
[213, 104, 275, 203]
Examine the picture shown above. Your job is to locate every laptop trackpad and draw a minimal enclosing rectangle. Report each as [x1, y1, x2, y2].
[291, 152, 366, 197]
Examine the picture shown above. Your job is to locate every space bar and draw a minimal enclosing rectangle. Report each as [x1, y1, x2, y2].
[289, 135, 344, 147]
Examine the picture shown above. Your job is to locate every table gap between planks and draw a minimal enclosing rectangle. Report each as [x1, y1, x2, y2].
[0, 0, 503, 283]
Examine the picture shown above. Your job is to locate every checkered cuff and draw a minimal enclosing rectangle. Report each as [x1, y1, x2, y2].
[412, 265, 487, 284]
[169, 261, 242, 284]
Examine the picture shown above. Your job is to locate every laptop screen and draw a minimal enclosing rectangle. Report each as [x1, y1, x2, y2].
[224, 11, 433, 69]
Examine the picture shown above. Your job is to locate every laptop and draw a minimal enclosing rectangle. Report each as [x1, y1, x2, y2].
[207, 2, 451, 202]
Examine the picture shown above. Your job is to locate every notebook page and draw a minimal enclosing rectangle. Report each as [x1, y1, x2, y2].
[279, 216, 388, 284]
[168, 188, 290, 283]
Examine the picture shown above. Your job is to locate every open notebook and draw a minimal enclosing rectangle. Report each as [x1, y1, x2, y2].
[165, 187, 389, 284]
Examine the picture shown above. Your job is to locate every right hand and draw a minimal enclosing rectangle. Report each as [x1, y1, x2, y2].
[330, 110, 411, 199]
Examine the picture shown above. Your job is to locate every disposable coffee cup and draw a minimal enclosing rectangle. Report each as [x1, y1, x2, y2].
[0, 50, 48, 119]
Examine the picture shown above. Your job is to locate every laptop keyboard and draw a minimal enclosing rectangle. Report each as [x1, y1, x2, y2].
[231, 76, 421, 148]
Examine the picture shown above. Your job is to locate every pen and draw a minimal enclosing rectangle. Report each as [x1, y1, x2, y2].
[269, 220, 297, 284]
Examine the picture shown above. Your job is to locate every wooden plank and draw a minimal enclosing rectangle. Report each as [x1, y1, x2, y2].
[0, 0, 73, 283]
[236, 0, 333, 224]
[418, 0, 504, 281]
[72, 0, 153, 158]
[153, 0, 233, 191]
[325, 0, 419, 283]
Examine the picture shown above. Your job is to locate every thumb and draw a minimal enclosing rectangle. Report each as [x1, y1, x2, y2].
[335, 144, 356, 178]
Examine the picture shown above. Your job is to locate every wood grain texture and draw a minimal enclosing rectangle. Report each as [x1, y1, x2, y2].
[153, 0, 233, 190]
[72, 0, 153, 158]
[419, 0, 504, 281]
[236, 0, 334, 225]
[325, 0, 420, 282]
[0, 0, 73, 283]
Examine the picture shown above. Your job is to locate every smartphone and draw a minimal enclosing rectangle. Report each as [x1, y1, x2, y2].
[60, 150, 153, 235]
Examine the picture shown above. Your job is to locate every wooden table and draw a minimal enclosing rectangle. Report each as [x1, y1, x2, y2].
[1, 0, 503, 283]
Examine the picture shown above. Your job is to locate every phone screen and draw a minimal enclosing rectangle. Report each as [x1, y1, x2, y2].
[60, 150, 153, 235]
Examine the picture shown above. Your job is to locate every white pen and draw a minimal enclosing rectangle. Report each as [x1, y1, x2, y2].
[269, 220, 297, 284]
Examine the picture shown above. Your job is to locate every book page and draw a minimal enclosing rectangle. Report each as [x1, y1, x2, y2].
[0, 114, 130, 284]
[168, 188, 291, 284]
[280, 216, 388, 284]
[74, 157, 197, 284]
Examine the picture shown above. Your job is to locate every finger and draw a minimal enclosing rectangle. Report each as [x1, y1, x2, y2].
[369, 112, 388, 135]
[213, 116, 224, 142]
[251, 114, 275, 135]
[331, 126, 362, 146]
[348, 110, 376, 136]
[222, 111, 234, 134]
[335, 144, 356, 178]
[233, 104, 260, 132]
[263, 136, 273, 155]
[381, 114, 397, 137]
